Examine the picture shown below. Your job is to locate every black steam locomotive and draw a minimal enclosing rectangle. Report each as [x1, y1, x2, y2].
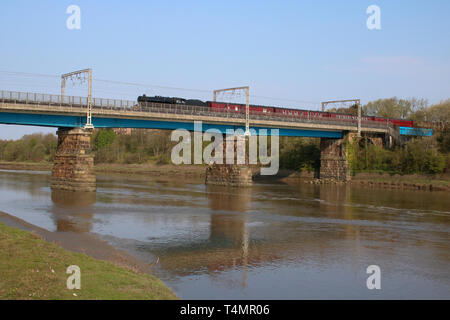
[138, 94, 207, 107]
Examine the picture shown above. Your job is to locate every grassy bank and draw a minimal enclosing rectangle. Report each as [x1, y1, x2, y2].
[0, 222, 177, 300]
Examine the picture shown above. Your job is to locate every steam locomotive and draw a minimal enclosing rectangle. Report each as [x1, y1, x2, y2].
[138, 94, 207, 107]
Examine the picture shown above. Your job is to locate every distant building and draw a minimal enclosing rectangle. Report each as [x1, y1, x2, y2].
[113, 128, 132, 135]
[112, 128, 162, 135]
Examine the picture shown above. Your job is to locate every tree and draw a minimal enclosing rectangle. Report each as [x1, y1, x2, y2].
[437, 124, 450, 153]
[363, 97, 415, 119]
[94, 129, 116, 150]
[426, 99, 450, 123]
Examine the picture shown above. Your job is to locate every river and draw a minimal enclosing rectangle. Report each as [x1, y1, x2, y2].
[0, 169, 449, 299]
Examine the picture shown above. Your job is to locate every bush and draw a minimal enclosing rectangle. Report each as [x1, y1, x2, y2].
[349, 136, 447, 175]
[94, 129, 116, 150]
[0, 133, 57, 162]
[279, 137, 320, 172]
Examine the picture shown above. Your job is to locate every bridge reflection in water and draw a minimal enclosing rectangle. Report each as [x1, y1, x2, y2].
[50, 190, 96, 233]
[207, 186, 251, 287]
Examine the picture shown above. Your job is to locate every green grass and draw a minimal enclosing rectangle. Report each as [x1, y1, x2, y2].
[0, 222, 177, 300]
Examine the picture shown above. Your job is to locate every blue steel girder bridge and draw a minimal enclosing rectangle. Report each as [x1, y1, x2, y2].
[0, 89, 401, 191]
[0, 90, 395, 138]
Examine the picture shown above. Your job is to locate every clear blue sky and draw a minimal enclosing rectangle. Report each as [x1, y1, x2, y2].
[1, 0, 449, 139]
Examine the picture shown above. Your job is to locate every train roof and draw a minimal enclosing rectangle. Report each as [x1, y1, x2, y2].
[207, 100, 274, 108]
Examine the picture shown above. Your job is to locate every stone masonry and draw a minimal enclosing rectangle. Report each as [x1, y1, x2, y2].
[205, 164, 253, 186]
[205, 135, 253, 187]
[319, 137, 350, 181]
[51, 127, 96, 192]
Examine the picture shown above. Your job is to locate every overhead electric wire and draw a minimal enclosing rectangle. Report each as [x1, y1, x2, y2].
[0, 70, 322, 108]
[95, 78, 212, 94]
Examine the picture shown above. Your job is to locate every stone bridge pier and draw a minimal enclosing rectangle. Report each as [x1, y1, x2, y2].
[319, 135, 351, 181]
[205, 135, 253, 187]
[51, 127, 96, 192]
[206, 164, 253, 186]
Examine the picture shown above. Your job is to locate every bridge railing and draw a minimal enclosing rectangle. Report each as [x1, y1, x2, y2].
[0, 90, 138, 109]
[0, 90, 391, 130]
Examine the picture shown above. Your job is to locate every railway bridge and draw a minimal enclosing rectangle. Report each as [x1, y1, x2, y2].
[0, 90, 397, 191]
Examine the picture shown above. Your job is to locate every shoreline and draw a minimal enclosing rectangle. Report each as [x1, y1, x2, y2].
[0, 210, 177, 299]
[0, 161, 448, 192]
[0, 210, 151, 274]
[281, 172, 450, 192]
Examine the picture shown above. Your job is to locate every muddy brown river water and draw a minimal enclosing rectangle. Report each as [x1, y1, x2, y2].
[0, 169, 449, 299]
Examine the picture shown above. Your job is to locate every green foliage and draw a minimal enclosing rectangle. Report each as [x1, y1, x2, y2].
[354, 97, 449, 175]
[279, 137, 320, 172]
[94, 129, 116, 150]
[436, 124, 450, 153]
[364, 97, 415, 119]
[0, 133, 57, 162]
[418, 99, 450, 123]
[327, 103, 359, 116]
[349, 137, 447, 175]
[92, 129, 172, 165]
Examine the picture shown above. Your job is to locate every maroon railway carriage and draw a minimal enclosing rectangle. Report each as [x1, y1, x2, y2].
[207, 101, 275, 114]
[389, 119, 414, 127]
[365, 116, 414, 127]
[206, 101, 415, 127]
